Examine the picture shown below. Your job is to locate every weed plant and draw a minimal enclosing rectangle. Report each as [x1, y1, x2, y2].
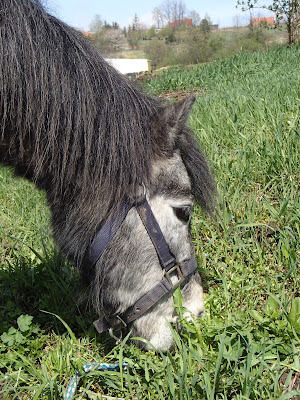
[0, 46, 299, 399]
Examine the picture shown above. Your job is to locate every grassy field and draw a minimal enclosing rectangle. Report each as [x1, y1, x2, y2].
[0, 46, 299, 399]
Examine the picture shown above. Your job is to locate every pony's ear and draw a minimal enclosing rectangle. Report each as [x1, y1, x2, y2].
[152, 95, 196, 155]
[163, 95, 196, 141]
[167, 95, 196, 127]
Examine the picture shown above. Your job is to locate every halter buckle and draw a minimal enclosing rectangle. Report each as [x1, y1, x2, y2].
[164, 265, 184, 288]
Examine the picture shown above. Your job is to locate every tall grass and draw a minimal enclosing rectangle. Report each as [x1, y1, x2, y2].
[1, 46, 299, 399]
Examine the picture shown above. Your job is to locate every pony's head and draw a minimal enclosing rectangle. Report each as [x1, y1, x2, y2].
[88, 96, 215, 351]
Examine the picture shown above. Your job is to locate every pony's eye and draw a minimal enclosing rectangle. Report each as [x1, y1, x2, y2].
[173, 206, 191, 223]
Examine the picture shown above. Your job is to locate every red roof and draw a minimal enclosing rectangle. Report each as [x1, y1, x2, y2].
[169, 18, 193, 29]
[251, 17, 275, 26]
[82, 31, 96, 39]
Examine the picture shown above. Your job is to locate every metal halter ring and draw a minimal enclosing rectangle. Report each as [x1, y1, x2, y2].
[164, 265, 185, 288]
[108, 327, 123, 345]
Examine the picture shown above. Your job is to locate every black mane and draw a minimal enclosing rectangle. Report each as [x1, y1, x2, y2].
[0, 0, 161, 203]
[0, 0, 215, 265]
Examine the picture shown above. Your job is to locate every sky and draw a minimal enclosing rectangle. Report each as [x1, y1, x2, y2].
[45, 0, 273, 31]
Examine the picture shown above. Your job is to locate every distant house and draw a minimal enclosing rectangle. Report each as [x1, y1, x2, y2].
[251, 17, 275, 26]
[82, 31, 96, 40]
[168, 18, 193, 29]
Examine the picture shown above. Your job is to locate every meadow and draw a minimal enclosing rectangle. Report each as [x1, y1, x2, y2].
[0, 45, 299, 399]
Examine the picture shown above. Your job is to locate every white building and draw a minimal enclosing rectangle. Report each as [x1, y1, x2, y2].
[106, 59, 150, 75]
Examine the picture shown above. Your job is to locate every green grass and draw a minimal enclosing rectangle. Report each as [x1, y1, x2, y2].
[1, 46, 299, 399]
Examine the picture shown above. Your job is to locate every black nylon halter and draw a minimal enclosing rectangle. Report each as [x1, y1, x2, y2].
[83, 194, 198, 334]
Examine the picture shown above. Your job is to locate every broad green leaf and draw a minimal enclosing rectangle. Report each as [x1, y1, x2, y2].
[266, 295, 280, 313]
[17, 314, 33, 332]
[14, 330, 26, 344]
[289, 298, 300, 323]
[8, 327, 18, 335]
[281, 244, 290, 258]
[249, 310, 265, 323]
[1, 331, 15, 346]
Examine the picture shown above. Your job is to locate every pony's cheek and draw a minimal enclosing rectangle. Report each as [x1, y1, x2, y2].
[131, 317, 176, 352]
[144, 327, 176, 352]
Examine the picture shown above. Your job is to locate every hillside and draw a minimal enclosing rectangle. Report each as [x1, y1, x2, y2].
[1, 46, 299, 399]
[97, 24, 289, 68]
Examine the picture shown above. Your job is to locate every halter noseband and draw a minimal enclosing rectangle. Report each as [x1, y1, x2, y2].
[83, 193, 198, 334]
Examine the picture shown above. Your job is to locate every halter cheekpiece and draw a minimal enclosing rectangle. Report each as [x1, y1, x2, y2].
[83, 191, 198, 335]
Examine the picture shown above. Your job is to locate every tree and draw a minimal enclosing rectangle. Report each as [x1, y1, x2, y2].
[161, 0, 173, 24]
[102, 21, 119, 30]
[127, 14, 142, 48]
[132, 13, 140, 31]
[199, 15, 212, 37]
[232, 14, 242, 27]
[166, 31, 176, 43]
[89, 14, 124, 56]
[153, 6, 165, 28]
[112, 22, 120, 30]
[178, 0, 187, 22]
[237, 0, 299, 44]
[146, 26, 156, 39]
[153, 0, 188, 28]
[189, 10, 201, 26]
[89, 14, 103, 34]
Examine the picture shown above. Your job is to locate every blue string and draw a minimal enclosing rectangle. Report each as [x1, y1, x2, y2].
[64, 362, 128, 400]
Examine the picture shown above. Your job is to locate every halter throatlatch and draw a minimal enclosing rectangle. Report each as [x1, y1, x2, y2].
[83, 193, 198, 334]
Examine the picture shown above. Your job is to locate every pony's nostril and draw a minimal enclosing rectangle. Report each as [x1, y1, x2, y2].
[182, 308, 205, 322]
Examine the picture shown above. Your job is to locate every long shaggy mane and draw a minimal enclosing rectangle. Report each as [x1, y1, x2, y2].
[0, 0, 160, 199]
[0, 0, 215, 266]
